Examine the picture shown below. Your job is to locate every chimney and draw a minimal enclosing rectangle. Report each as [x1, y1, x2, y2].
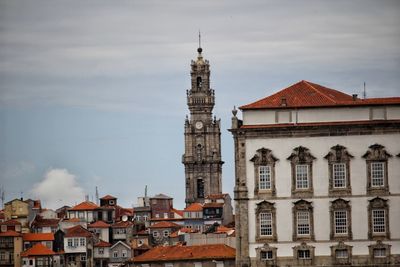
[281, 97, 287, 107]
[352, 94, 358, 101]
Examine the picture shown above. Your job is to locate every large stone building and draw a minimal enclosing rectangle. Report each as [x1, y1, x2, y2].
[230, 80, 400, 266]
[183, 47, 223, 206]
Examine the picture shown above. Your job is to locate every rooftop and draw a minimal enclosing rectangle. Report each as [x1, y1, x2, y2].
[23, 233, 54, 241]
[148, 221, 182, 229]
[184, 203, 203, 212]
[88, 220, 110, 228]
[21, 243, 55, 257]
[69, 201, 99, 211]
[64, 225, 92, 238]
[240, 80, 400, 110]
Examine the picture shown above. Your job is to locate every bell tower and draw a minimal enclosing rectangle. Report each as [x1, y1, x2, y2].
[182, 44, 223, 206]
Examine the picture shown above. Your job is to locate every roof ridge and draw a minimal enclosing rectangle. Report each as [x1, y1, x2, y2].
[303, 80, 337, 103]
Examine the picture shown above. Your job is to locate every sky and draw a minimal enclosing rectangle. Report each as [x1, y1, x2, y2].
[0, 1, 399, 210]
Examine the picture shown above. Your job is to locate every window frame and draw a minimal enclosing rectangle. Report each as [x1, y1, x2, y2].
[292, 200, 314, 241]
[251, 148, 278, 198]
[330, 198, 352, 241]
[325, 145, 353, 196]
[288, 146, 315, 198]
[363, 144, 391, 196]
[368, 197, 390, 240]
[255, 201, 277, 242]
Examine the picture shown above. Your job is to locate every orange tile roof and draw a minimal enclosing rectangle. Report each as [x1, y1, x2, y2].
[94, 240, 111, 247]
[148, 221, 182, 229]
[64, 225, 92, 238]
[133, 244, 235, 262]
[100, 195, 117, 200]
[88, 221, 110, 228]
[0, 230, 22, 237]
[240, 80, 400, 110]
[184, 203, 203, 212]
[69, 201, 99, 211]
[1, 219, 21, 226]
[112, 220, 133, 228]
[23, 233, 54, 241]
[21, 243, 55, 257]
[171, 208, 184, 217]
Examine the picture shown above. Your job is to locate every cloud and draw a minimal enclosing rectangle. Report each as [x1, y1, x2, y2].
[30, 169, 85, 209]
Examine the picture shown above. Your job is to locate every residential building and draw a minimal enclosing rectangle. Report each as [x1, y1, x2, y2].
[93, 240, 110, 267]
[230, 80, 400, 266]
[111, 221, 134, 244]
[21, 243, 63, 267]
[183, 203, 204, 232]
[88, 221, 110, 243]
[130, 244, 235, 267]
[64, 225, 94, 267]
[22, 233, 54, 251]
[203, 194, 233, 227]
[3, 199, 29, 233]
[67, 201, 99, 224]
[0, 219, 22, 233]
[148, 221, 181, 246]
[109, 241, 131, 267]
[0, 230, 23, 267]
[149, 194, 173, 219]
[30, 215, 60, 233]
[182, 46, 223, 206]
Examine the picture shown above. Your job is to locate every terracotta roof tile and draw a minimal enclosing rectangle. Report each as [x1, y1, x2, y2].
[94, 240, 111, 247]
[0, 230, 22, 237]
[64, 225, 92, 238]
[112, 220, 133, 228]
[88, 221, 110, 228]
[100, 195, 117, 200]
[184, 203, 203, 212]
[31, 216, 60, 228]
[133, 244, 235, 262]
[148, 221, 182, 229]
[1, 219, 21, 226]
[240, 80, 400, 110]
[69, 201, 99, 211]
[21, 243, 55, 257]
[23, 233, 54, 241]
[171, 208, 183, 217]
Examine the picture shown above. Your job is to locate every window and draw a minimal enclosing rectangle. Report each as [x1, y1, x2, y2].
[122, 250, 127, 258]
[372, 210, 385, 233]
[113, 251, 118, 258]
[330, 198, 352, 240]
[333, 163, 346, 188]
[298, 250, 310, 259]
[259, 166, 271, 190]
[334, 211, 347, 234]
[297, 211, 310, 235]
[80, 238, 85, 246]
[197, 178, 204, 198]
[67, 238, 73, 247]
[1, 225, 6, 232]
[336, 249, 348, 258]
[260, 251, 273, 260]
[296, 165, 308, 189]
[251, 148, 278, 197]
[256, 201, 277, 242]
[29, 259, 34, 265]
[288, 146, 315, 197]
[369, 240, 391, 264]
[163, 230, 169, 237]
[98, 248, 104, 254]
[73, 238, 79, 247]
[368, 197, 389, 239]
[292, 200, 314, 241]
[373, 248, 386, 258]
[260, 212, 272, 236]
[325, 145, 353, 196]
[78, 211, 84, 219]
[363, 144, 391, 195]
[371, 162, 384, 187]
[81, 255, 86, 261]
[165, 263, 173, 267]
[153, 231, 159, 237]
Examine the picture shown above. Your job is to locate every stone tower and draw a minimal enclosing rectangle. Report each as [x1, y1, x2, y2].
[183, 46, 223, 206]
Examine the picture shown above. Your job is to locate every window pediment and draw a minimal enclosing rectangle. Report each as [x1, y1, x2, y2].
[250, 148, 278, 165]
[293, 199, 312, 210]
[362, 144, 392, 160]
[331, 198, 350, 209]
[256, 200, 275, 213]
[324, 145, 353, 162]
[287, 146, 315, 163]
[369, 197, 388, 208]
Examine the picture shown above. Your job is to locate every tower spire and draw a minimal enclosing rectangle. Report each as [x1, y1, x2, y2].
[198, 30, 201, 49]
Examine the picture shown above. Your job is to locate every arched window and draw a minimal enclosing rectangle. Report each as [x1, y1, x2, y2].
[197, 178, 204, 198]
[196, 77, 202, 89]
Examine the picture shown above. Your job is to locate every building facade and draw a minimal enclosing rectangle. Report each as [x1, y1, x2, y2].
[183, 47, 223, 206]
[230, 80, 400, 266]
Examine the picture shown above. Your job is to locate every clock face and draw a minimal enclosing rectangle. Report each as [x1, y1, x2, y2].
[195, 121, 203, 129]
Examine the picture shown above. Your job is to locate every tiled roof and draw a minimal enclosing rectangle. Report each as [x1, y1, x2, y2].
[64, 225, 92, 238]
[151, 193, 172, 199]
[240, 80, 400, 110]
[184, 203, 203, 212]
[0, 219, 21, 226]
[100, 194, 117, 200]
[133, 244, 235, 263]
[171, 208, 183, 217]
[88, 221, 110, 228]
[94, 240, 111, 247]
[0, 230, 22, 237]
[112, 220, 133, 228]
[31, 216, 60, 228]
[203, 203, 224, 208]
[21, 243, 55, 257]
[148, 221, 182, 229]
[205, 194, 227, 199]
[240, 119, 400, 129]
[23, 233, 54, 241]
[150, 218, 185, 222]
[69, 201, 99, 211]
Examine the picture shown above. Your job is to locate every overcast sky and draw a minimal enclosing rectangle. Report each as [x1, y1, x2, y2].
[1, 0, 399, 209]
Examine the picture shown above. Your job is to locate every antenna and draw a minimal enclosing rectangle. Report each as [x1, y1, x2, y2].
[198, 30, 201, 48]
[363, 82, 367, 99]
[0, 186, 4, 209]
[145, 185, 148, 198]
[95, 186, 99, 205]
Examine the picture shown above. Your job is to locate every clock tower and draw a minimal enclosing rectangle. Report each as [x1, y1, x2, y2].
[183, 46, 223, 206]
